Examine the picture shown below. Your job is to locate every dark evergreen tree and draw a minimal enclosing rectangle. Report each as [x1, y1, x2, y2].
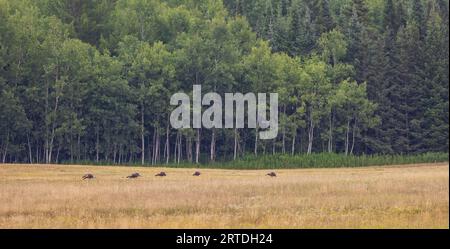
[352, 0, 369, 25]
[315, 0, 334, 34]
[289, 0, 315, 56]
[411, 0, 426, 39]
[421, 7, 449, 152]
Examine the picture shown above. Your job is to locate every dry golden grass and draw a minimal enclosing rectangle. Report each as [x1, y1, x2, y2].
[0, 163, 448, 228]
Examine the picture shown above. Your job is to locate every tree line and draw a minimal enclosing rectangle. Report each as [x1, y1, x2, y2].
[0, 0, 448, 164]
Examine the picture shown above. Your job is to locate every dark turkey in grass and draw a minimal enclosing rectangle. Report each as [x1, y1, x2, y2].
[127, 172, 141, 178]
[266, 172, 277, 177]
[155, 172, 166, 177]
[192, 171, 201, 176]
[82, 173, 95, 180]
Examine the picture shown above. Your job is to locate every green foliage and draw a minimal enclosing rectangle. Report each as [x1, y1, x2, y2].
[318, 29, 348, 65]
[66, 152, 449, 169]
[0, 0, 448, 165]
[222, 152, 449, 169]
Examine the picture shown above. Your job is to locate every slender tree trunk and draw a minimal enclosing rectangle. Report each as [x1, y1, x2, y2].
[174, 132, 178, 163]
[185, 135, 188, 162]
[307, 112, 314, 155]
[282, 105, 286, 154]
[190, 136, 193, 162]
[175, 134, 179, 164]
[187, 136, 191, 162]
[237, 133, 242, 156]
[191, 135, 193, 162]
[113, 143, 117, 164]
[148, 133, 151, 163]
[156, 130, 160, 163]
[96, 125, 99, 162]
[165, 121, 170, 164]
[69, 94, 73, 162]
[186, 135, 192, 162]
[2, 131, 9, 163]
[178, 134, 182, 164]
[48, 125, 55, 163]
[77, 134, 81, 161]
[291, 131, 296, 155]
[105, 134, 110, 162]
[328, 111, 333, 153]
[254, 127, 258, 155]
[141, 103, 145, 165]
[406, 113, 410, 153]
[233, 128, 238, 160]
[210, 129, 215, 162]
[152, 127, 157, 164]
[47, 67, 62, 164]
[48, 94, 60, 163]
[27, 133, 33, 163]
[70, 133, 73, 162]
[195, 129, 200, 164]
[345, 118, 350, 156]
[118, 144, 122, 164]
[350, 118, 357, 155]
[36, 144, 39, 163]
[128, 143, 133, 163]
[163, 135, 166, 162]
[55, 143, 60, 163]
[45, 80, 49, 164]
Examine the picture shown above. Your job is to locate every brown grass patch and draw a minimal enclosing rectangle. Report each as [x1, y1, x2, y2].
[0, 163, 448, 228]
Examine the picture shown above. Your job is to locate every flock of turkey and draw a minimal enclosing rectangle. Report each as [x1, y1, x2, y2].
[82, 171, 277, 180]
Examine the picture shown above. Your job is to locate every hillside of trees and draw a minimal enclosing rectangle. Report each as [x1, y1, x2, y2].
[0, 0, 448, 164]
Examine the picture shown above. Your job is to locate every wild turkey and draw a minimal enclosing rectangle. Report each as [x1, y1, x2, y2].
[266, 172, 277, 177]
[155, 172, 166, 177]
[192, 171, 201, 176]
[127, 172, 141, 178]
[82, 173, 95, 180]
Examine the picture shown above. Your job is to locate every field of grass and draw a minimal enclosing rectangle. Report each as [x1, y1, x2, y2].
[0, 163, 448, 228]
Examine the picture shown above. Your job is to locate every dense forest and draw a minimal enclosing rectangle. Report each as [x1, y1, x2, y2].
[0, 0, 448, 164]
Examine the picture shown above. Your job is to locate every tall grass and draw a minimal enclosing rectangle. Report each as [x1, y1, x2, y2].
[63, 152, 449, 169]
[217, 152, 449, 169]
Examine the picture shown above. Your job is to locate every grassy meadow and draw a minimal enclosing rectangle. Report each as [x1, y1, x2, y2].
[0, 163, 448, 228]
